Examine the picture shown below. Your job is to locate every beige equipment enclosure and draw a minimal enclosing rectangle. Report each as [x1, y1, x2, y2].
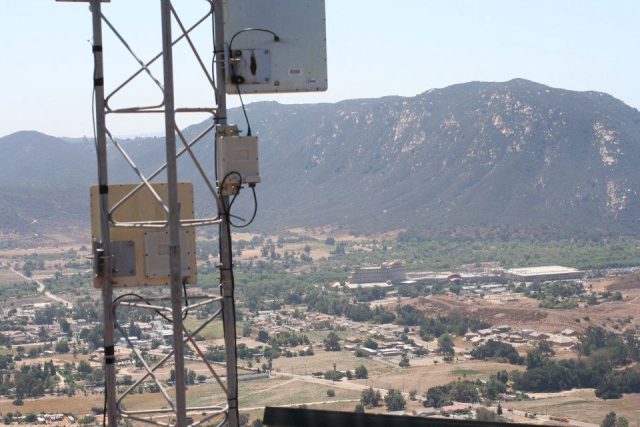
[90, 183, 197, 287]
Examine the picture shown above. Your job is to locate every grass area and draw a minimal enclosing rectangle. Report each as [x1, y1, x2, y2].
[507, 388, 640, 425]
[450, 368, 482, 377]
[183, 319, 225, 340]
[0, 268, 25, 284]
[0, 268, 37, 299]
[303, 329, 350, 344]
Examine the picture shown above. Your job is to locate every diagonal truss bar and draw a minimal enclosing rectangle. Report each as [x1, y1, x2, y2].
[105, 128, 170, 215]
[116, 325, 178, 416]
[104, 2, 214, 112]
[170, 2, 216, 90]
[108, 121, 220, 223]
[101, 13, 166, 112]
[175, 125, 217, 197]
[113, 295, 229, 425]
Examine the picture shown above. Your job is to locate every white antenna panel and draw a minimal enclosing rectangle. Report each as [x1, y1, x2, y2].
[223, 0, 327, 94]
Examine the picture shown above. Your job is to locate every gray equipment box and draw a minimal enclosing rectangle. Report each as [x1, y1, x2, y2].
[216, 135, 260, 194]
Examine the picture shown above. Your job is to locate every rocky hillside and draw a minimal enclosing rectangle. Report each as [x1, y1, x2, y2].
[2, 79, 640, 238]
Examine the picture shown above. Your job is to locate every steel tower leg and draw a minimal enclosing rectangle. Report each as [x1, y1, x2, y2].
[90, 1, 118, 426]
[159, 1, 188, 426]
[213, 1, 240, 426]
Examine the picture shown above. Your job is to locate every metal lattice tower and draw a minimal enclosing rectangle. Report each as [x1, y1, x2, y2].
[65, 1, 240, 426]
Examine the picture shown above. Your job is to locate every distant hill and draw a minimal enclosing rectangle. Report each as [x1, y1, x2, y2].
[2, 79, 640, 239]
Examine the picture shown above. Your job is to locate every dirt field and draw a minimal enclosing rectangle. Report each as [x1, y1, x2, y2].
[0, 393, 103, 416]
[507, 388, 640, 425]
[270, 348, 392, 377]
[407, 290, 640, 335]
[605, 271, 640, 291]
[365, 360, 524, 394]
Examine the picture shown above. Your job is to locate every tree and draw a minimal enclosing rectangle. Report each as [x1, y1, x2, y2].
[242, 324, 252, 338]
[497, 403, 503, 415]
[526, 348, 545, 369]
[361, 387, 381, 407]
[496, 370, 509, 384]
[450, 380, 480, 403]
[354, 403, 365, 413]
[476, 407, 502, 422]
[354, 365, 368, 379]
[484, 377, 506, 400]
[326, 389, 335, 397]
[538, 340, 555, 355]
[59, 319, 71, 334]
[55, 341, 70, 354]
[409, 390, 417, 401]
[187, 369, 197, 385]
[384, 388, 406, 411]
[399, 355, 410, 368]
[363, 338, 378, 350]
[324, 370, 343, 382]
[471, 340, 523, 365]
[38, 326, 48, 341]
[424, 386, 449, 408]
[257, 330, 270, 343]
[437, 334, 455, 356]
[323, 332, 341, 351]
[601, 412, 629, 427]
[234, 414, 248, 426]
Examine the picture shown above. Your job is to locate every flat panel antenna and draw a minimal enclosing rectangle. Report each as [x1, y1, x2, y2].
[223, 0, 327, 94]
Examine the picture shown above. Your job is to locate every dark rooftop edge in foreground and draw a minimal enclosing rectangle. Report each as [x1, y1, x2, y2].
[263, 407, 550, 427]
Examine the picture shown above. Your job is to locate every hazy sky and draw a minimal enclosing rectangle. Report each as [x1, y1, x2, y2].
[1, 0, 638, 137]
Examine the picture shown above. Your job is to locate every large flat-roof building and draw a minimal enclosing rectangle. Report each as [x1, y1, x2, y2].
[503, 265, 583, 282]
[348, 260, 406, 284]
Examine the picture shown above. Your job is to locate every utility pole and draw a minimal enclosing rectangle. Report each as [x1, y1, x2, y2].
[89, 1, 117, 426]
[213, 1, 240, 425]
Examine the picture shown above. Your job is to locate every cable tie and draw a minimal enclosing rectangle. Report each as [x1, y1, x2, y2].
[92, 45, 103, 53]
[94, 77, 104, 87]
[99, 185, 109, 195]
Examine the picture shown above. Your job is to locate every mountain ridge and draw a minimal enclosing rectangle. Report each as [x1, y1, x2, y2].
[2, 79, 640, 240]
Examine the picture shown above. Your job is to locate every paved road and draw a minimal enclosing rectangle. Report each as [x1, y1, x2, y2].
[10, 267, 74, 309]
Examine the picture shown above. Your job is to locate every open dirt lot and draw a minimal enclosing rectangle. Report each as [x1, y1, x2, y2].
[407, 290, 640, 335]
[271, 348, 392, 377]
[365, 360, 524, 394]
[507, 388, 640, 426]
